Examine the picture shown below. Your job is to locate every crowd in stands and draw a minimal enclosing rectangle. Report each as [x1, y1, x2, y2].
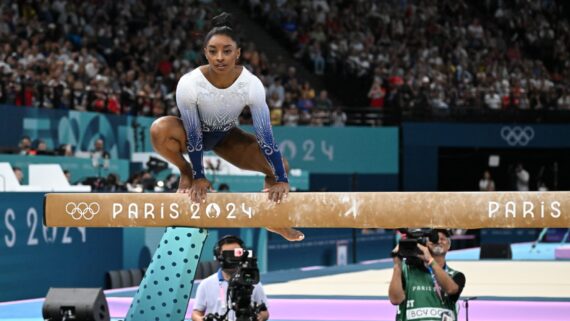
[246, 0, 570, 114]
[3, 0, 569, 129]
[0, 0, 346, 126]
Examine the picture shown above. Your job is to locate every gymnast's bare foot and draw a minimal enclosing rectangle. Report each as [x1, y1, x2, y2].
[267, 227, 305, 242]
[177, 173, 193, 193]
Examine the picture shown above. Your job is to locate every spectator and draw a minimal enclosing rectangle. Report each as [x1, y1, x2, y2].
[314, 90, 333, 109]
[18, 136, 34, 155]
[90, 138, 110, 159]
[126, 172, 143, 193]
[270, 107, 283, 126]
[282, 104, 300, 126]
[103, 173, 126, 192]
[268, 91, 284, 109]
[267, 78, 285, 102]
[330, 106, 347, 127]
[58, 144, 75, 157]
[140, 171, 156, 192]
[514, 163, 530, 191]
[308, 42, 325, 75]
[36, 139, 51, 155]
[309, 109, 325, 126]
[368, 79, 385, 108]
[300, 81, 315, 100]
[63, 169, 72, 184]
[479, 170, 496, 191]
[297, 91, 314, 112]
[484, 89, 502, 110]
[12, 166, 24, 184]
[557, 90, 570, 110]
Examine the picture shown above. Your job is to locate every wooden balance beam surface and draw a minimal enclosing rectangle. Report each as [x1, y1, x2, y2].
[43, 192, 570, 228]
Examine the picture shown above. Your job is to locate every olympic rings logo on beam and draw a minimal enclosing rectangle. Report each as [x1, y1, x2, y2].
[65, 202, 100, 220]
[500, 126, 535, 146]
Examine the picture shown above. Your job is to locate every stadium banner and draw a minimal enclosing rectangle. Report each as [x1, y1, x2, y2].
[0, 104, 148, 159]
[271, 126, 398, 174]
[134, 118, 399, 174]
[0, 105, 399, 174]
[0, 193, 122, 301]
[0, 154, 130, 183]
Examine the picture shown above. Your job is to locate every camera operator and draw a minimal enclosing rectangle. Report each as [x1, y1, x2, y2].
[388, 229, 466, 321]
[192, 235, 269, 321]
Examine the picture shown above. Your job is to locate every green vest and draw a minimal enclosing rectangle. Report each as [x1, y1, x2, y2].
[396, 262, 460, 321]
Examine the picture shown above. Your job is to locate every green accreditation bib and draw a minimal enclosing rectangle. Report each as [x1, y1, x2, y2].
[396, 262, 460, 321]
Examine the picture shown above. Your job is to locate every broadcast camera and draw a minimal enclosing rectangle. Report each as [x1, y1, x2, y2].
[204, 246, 267, 321]
[396, 228, 445, 258]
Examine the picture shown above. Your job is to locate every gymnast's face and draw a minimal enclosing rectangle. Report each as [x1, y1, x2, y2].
[204, 34, 241, 74]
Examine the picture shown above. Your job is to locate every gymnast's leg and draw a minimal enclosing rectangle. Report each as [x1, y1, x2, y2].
[150, 118, 303, 241]
[150, 116, 193, 192]
[213, 127, 304, 241]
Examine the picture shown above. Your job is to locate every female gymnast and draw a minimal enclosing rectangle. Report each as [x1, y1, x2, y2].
[150, 12, 303, 241]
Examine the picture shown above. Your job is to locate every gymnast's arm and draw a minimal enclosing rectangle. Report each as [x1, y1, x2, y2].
[176, 74, 205, 179]
[248, 76, 288, 184]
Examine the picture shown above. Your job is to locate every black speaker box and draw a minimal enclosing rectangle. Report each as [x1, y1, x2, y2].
[480, 243, 512, 259]
[42, 288, 110, 321]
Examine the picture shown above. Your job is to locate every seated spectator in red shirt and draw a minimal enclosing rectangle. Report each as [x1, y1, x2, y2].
[368, 79, 386, 108]
[18, 136, 35, 155]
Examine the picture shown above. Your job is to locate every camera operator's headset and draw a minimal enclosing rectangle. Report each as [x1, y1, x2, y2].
[431, 229, 452, 242]
[214, 235, 246, 262]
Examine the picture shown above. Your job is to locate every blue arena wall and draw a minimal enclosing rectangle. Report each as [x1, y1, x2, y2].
[267, 228, 395, 271]
[0, 193, 123, 301]
[402, 122, 570, 191]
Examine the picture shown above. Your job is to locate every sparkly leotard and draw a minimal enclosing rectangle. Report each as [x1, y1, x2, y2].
[176, 67, 287, 182]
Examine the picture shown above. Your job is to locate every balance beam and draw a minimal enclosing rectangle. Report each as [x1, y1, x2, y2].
[43, 192, 570, 228]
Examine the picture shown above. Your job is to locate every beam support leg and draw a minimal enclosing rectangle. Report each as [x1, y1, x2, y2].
[126, 227, 208, 321]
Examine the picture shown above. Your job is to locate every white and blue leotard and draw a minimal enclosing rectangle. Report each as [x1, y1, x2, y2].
[176, 67, 288, 182]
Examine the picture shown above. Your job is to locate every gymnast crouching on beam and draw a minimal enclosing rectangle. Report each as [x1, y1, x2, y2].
[149, 12, 304, 242]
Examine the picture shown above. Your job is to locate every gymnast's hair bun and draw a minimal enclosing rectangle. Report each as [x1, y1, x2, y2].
[211, 12, 234, 29]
